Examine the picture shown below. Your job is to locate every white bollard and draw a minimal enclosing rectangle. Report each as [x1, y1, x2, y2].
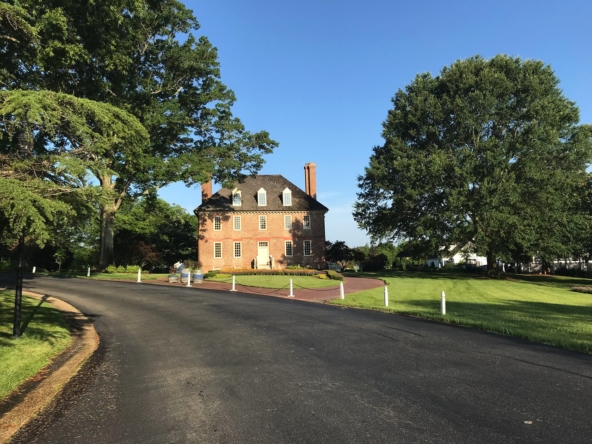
[137, 268, 141, 283]
[288, 279, 294, 298]
[384, 286, 389, 307]
[230, 275, 237, 291]
[186, 268, 191, 287]
[441, 291, 446, 315]
[87, 267, 91, 277]
[32, 266, 36, 274]
[340, 282, 344, 300]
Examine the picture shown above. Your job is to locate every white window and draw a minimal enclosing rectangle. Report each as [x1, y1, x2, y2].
[283, 188, 292, 206]
[214, 216, 222, 231]
[284, 215, 292, 230]
[233, 216, 241, 230]
[232, 189, 241, 206]
[303, 215, 311, 229]
[303, 240, 312, 256]
[234, 242, 242, 258]
[258, 188, 267, 206]
[285, 241, 293, 256]
[214, 242, 222, 258]
[259, 215, 267, 230]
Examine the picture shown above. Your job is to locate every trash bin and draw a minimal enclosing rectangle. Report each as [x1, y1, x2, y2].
[180, 271, 190, 283]
[192, 270, 204, 284]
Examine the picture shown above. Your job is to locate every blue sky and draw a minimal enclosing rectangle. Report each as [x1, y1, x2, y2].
[158, 0, 592, 247]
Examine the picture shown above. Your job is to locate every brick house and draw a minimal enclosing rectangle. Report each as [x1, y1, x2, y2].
[195, 163, 328, 271]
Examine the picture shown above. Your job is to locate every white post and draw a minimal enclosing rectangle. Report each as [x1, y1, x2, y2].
[87, 267, 91, 277]
[186, 268, 191, 287]
[441, 291, 446, 315]
[137, 268, 141, 283]
[230, 275, 237, 291]
[340, 282, 344, 300]
[384, 286, 389, 307]
[288, 279, 294, 297]
[32, 266, 36, 274]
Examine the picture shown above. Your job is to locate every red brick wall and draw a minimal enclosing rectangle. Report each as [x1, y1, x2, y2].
[197, 211, 326, 271]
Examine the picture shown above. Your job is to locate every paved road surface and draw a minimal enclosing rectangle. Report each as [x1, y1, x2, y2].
[9, 276, 592, 443]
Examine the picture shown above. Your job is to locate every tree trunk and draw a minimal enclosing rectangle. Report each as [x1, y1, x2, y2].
[486, 250, 499, 278]
[98, 206, 116, 270]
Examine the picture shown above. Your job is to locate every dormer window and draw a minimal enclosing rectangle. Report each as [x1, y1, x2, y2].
[258, 188, 267, 206]
[283, 188, 292, 206]
[232, 189, 241, 206]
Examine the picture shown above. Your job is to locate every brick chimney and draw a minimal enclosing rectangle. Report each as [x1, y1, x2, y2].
[201, 180, 212, 202]
[304, 163, 317, 199]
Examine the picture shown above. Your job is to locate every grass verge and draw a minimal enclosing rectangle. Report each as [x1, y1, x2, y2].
[207, 274, 340, 289]
[37, 271, 168, 281]
[0, 290, 72, 400]
[334, 271, 592, 353]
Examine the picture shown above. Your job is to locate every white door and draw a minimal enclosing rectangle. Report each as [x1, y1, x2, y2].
[257, 242, 269, 269]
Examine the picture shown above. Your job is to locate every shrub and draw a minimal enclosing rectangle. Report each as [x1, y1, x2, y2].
[204, 270, 220, 279]
[0, 261, 17, 272]
[555, 266, 591, 278]
[126, 265, 140, 273]
[316, 273, 328, 279]
[326, 270, 344, 281]
[116, 265, 126, 273]
[106, 265, 117, 273]
[571, 286, 592, 294]
[218, 269, 321, 277]
[362, 253, 389, 272]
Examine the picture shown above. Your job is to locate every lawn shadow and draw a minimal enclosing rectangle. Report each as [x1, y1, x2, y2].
[505, 274, 592, 290]
[400, 298, 592, 352]
[20, 295, 49, 335]
[0, 294, 72, 347]
[346, 270, 479, 281]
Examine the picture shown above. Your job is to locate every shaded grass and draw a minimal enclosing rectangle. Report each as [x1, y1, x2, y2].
[35, 271, 169, 281]
[207, 274, 340, 289]
[335, 271, 592, 353]
[81, 272, 168, 281]
[0, 290, 72, 400]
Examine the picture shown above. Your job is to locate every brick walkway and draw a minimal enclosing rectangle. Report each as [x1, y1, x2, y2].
[138, 276, 384, 303]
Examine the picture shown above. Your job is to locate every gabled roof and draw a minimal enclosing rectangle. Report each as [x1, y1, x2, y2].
[196, 175, 329, 213]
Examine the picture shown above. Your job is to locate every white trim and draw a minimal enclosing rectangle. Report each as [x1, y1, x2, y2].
[233, 215, 241, 231]
[214, 242, 222, 258]
[303, 240, 312, 256]
[214, 216, 222, 231]
[232, 188, 242, 206]
[285, 240, 293, 257]
[303, 214, 311, 229]
[282, 187, 292, 206]
[259, 215, 267, 230]
[234, 242, 242, 258]
[284, 215, 292, 230]
[257, 187, 267, 206]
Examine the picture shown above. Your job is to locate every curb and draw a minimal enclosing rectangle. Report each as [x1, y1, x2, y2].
[0, 292, 99, 443]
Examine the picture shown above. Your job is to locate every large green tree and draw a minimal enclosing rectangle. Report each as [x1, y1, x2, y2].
[2, 0, 278, 268]
[0, 90, 149, 245]
[354, 55, 592, 275]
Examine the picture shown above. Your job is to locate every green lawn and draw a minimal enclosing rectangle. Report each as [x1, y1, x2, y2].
[0, 290, 72, 400]
[207, 274, 340, 289]
[334, 271, 592, 353]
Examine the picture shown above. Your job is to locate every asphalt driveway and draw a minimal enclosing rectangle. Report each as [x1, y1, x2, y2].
[8, 275, 592, 443]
